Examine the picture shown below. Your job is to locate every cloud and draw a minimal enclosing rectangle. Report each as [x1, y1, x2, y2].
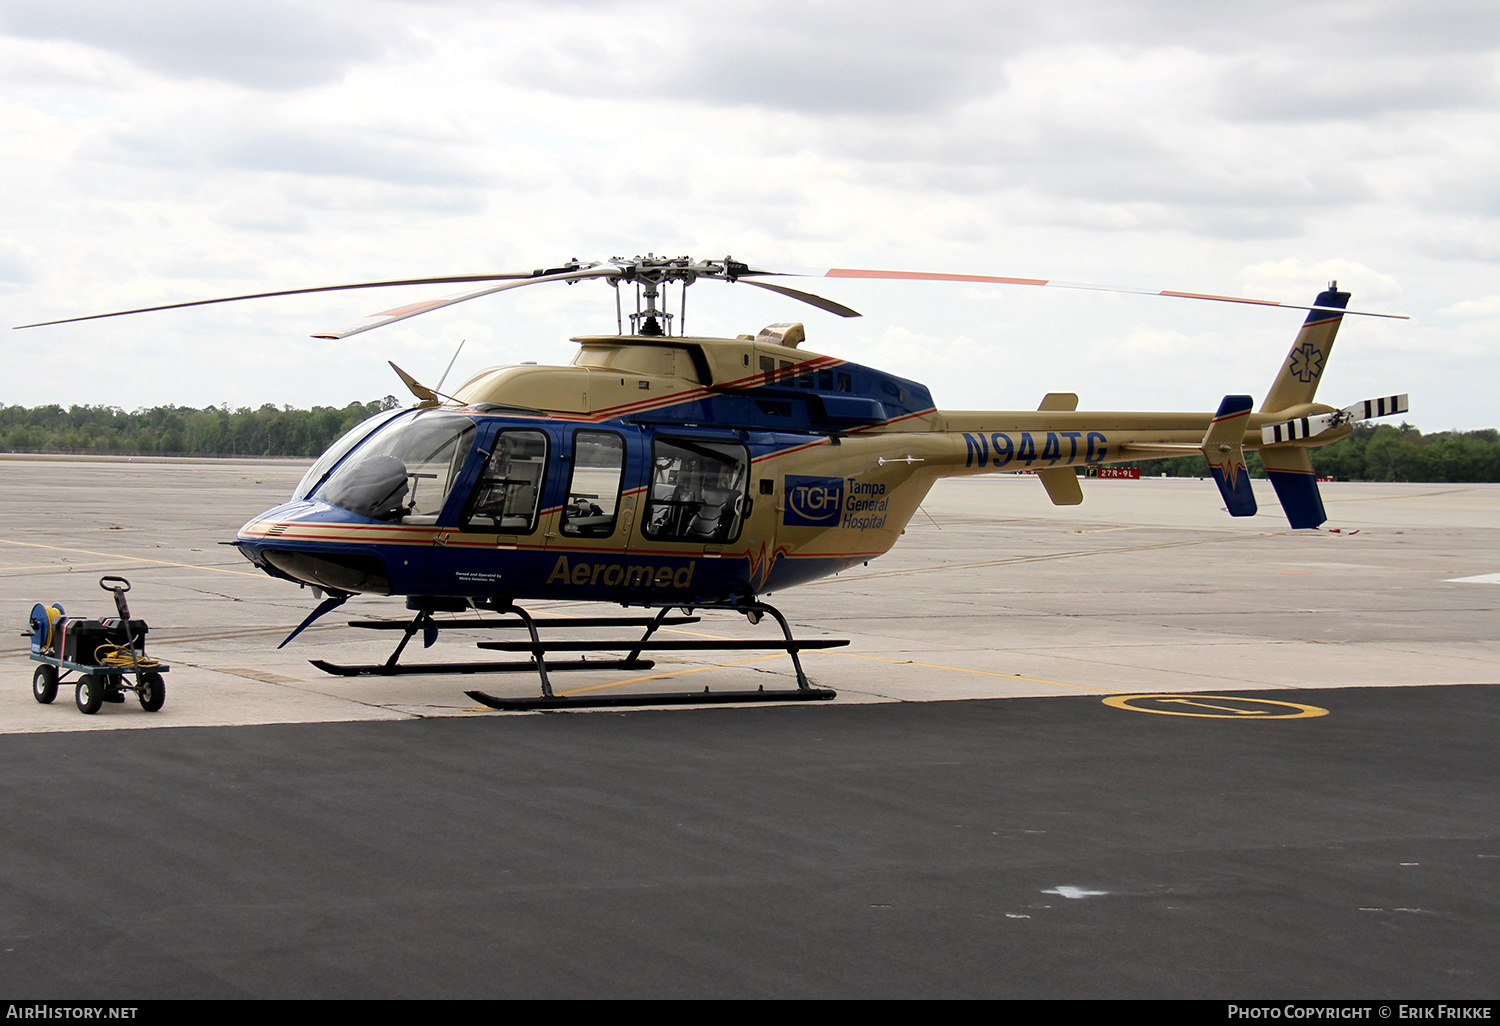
[0, 0, 391, 89]
[495, 1, 1024, 116]
[0, 241, 36, 288]
[1240, 258, 1403, 303]
[1078, 0, 1500, 58]
[89, 114, 496, 190]
[489, 1, 1500, 120]
[1414, 220, 1500, 262]
[1216, 55, 1500, 122]
[1438, 294, 1500, 319]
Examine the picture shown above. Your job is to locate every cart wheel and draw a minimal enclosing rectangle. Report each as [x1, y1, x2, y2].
[75, 674, 104, 715]
[138, 672, 166, 713]
[32, 665, 58, 705]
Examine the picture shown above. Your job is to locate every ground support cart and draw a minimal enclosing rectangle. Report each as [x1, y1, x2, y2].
[25, 576, 169, 715]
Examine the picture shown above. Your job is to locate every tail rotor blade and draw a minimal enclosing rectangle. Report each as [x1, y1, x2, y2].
[1342, 394, 1409, 421]
[1261, 393, 1410, 445]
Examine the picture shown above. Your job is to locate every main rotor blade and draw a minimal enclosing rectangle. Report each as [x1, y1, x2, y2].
[737, 279, 861, 318]
[313, 266, 617, 339]
[12, 268, 593, 331]
[762, 267, 1410, 320]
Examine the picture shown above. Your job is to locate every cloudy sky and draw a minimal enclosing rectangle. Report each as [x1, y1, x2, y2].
[1, 0, 1496, 428]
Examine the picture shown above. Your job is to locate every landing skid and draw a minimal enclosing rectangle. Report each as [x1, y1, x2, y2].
[465, 686, 836, 712]
[308, 600, 844, 708]
[310, 657, 658, 677]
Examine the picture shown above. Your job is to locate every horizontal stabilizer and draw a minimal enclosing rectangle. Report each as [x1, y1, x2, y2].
[1261, 393, 1408, 444]
[1037, 467, 1083, 505]
[1202, 395, 1257, 517]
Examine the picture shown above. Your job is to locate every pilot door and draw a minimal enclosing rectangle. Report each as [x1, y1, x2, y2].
[428, 423, 557, 596]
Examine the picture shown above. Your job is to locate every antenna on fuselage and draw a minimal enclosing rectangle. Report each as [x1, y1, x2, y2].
[435, 338, 466, 393]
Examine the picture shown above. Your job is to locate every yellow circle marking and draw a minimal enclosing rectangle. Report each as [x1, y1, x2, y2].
[1102, 694, 1328, 719]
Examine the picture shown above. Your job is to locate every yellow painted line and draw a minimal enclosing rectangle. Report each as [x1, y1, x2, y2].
[0, 538, 261, 577]
[471, 608, 1123, 700]
[1102, 694, 1329, 719]
[658, 627, 749, 640]
[558, 654, 786, 696]
[1158, 698, 1267, 715]
[543, 624, 1124, 697]
[1, 561, 135, 572]
[826, 650, 1121, 693]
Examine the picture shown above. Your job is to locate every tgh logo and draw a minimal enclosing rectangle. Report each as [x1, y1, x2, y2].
[783, 475, 844, 526]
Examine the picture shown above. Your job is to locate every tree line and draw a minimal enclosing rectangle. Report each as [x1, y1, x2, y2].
[0, 399, 400, 458]
[1129, 423, 1500, 483]
[1, 403, 1495, 482]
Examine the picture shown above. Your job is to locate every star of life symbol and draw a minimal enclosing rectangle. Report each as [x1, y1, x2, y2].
[1289, 342, 1324, 383]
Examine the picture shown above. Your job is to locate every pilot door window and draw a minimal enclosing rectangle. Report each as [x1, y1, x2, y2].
[313, 411, 476, 524]
[462, 429, 548, 533]
[643, 438, 749, 544]
[561, 431, 625, 538]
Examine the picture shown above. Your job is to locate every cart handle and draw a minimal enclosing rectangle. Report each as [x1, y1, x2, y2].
[99, 576, 132, 621]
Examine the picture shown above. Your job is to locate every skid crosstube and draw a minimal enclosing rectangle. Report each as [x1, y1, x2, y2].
[308, 600, 845, 707]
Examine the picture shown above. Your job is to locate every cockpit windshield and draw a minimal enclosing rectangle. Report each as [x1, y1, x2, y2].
[292, 408, 405, 500]
[313, 410, 477, 522]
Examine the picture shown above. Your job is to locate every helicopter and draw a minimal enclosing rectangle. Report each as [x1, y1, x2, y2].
[17, 255, 1410, 709]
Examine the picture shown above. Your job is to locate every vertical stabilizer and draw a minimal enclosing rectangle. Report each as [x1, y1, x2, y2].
[1260, 283, 1349, 412]
[1261, 447, 1327, 529]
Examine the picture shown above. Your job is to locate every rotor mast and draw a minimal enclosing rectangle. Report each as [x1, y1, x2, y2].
[615, 254, 703, 337]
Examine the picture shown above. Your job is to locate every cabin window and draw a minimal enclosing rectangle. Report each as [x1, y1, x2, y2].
[561, 430, 625, 538]
[315, 410, 476, 523]
[461, 429, 549, 533]
[760, 355, 775, 385]
[818, 369, 834, 391]
[644, 437, 750, 544]
[837, 373, 853, 393]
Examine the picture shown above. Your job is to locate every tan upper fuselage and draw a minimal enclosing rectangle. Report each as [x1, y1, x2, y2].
[434, 327, 1341, 575]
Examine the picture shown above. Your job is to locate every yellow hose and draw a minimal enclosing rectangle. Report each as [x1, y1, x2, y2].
[93, 644, 160, 669]
[40, 605, 63, 651]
